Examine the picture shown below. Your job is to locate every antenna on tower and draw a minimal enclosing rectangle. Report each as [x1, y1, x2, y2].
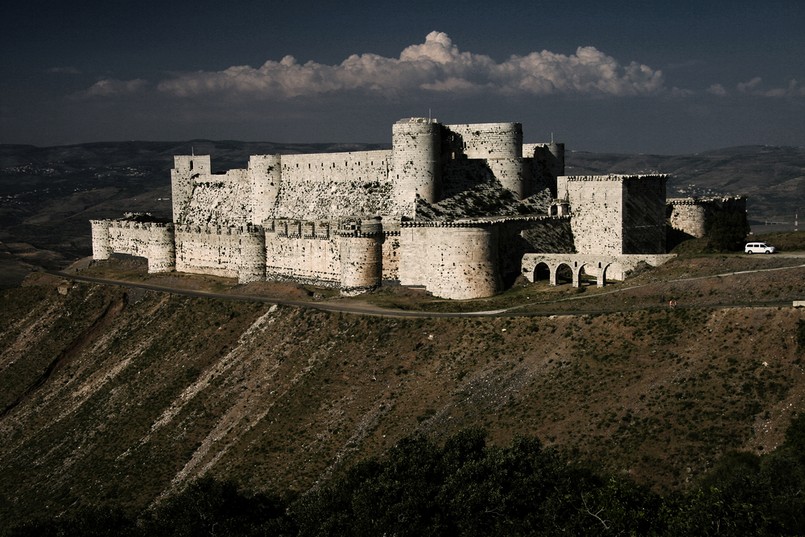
[428, 108, 432, 122]
[550, 132, 554, 143]
[191, 146, 195, 156]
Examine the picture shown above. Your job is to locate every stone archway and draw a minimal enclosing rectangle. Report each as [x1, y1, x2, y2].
[578, 263, 597, 286]
[598, 262, 611, 287]
[533, 262, 550, 282]
[554, 263, 573, 286]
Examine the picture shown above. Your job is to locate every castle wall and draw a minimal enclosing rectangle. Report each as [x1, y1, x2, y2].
[559, 174, 666, 256]
[273, 150, 396, 220]
[181, 169, 252, 226]
[90, 220, 112, 260]
[380, 221, 401, 283]
[398, 223, 501, 299]
[279, 150, 391, 184]
[175, 225, 264, 281]
[526, 142, 565, 195]
[338, 218, 383, 295]
[448, 123, 522, 159]
[94, 220, 175, 273]
[263, 220, 341, 286]
[668, 201, 707, 238]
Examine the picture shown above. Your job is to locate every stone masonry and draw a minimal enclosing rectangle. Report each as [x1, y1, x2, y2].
[90, 117, 741, 299]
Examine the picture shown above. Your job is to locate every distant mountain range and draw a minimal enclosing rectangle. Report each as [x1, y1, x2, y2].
[0, 141, 802, 276]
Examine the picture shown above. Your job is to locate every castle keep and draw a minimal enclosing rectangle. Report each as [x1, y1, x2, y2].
[91, 118, 681, 299]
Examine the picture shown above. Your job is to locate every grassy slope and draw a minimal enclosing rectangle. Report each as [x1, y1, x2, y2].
[1, 253, 804, 527]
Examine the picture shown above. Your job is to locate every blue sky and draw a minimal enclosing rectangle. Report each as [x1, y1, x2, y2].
[1, 0, 803, 153]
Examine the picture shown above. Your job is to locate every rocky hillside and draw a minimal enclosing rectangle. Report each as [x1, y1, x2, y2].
[1, 258, 804, 527]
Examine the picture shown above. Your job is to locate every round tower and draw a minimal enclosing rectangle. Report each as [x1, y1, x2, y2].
[236, 225, 267, 283]
[546, 142, 565, 177]
[90, 220, 112, 260]
[338, 217, 382, 295]
[146, 223, 176, 273]
[392, 118, 442, 214]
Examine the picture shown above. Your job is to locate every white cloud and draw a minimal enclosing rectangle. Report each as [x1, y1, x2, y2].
[707, 83, 728, 96]
[154, 31, 666, 100]
[76, 78, 149, 98]
[736, 77, 805, 97]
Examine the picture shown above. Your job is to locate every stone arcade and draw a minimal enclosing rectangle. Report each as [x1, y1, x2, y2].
[90, 118, 713, 299]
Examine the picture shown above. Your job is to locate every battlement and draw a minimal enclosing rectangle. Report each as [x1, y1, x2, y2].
[667, 196, 746, 206]
[96, 219, 175, 231]
[265, 219, 332, 239]
[401, 215, 557, 228]
[174, 223, 264, 235]
[562, 174, 668, 182]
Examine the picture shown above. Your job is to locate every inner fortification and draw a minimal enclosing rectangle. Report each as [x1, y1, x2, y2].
[91, 118, 738, 299]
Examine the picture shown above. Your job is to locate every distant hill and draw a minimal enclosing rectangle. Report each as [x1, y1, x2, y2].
[0, 141, 802, 281]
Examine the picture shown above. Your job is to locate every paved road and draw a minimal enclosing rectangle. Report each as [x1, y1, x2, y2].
[50, 259, 805, 319]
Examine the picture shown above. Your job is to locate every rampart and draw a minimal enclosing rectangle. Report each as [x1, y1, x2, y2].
[174, 224, 265, 283]
[667, 196, 747, 238]
[90, 220, 175, 273]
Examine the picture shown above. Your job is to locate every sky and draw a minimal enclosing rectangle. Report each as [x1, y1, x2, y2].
[1, 0, 803, 153]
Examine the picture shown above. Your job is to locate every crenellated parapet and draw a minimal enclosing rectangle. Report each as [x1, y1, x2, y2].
[401, 214, 556, 228]
[336, 216, 384, 237]
[265, 218, 332, 239]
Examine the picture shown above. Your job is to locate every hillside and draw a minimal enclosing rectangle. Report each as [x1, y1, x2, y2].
[1, 252, 804, 528]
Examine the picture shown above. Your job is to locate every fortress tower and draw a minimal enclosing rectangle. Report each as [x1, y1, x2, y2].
[337, 217, 383, 295]
[392, 118, 442, 214]
[530, 141, 566, 196]
[449, 122, 529, 198]
[248, 154, 281, 224]
[171, 155, 211, 224]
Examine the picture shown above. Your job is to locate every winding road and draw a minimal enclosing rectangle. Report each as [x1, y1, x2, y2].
[49, 254, 805, 319]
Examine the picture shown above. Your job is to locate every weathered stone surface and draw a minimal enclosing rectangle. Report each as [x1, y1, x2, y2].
[90, 118, 744, 299]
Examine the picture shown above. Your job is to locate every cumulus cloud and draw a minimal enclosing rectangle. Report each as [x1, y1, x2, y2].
[707, 83, 728, 96]
[75, 78, 149, 98]
[154, 31, 666, 100]
[736, 77, 805, 97]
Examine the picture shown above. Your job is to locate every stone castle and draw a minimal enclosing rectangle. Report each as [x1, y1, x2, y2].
[90, 117, 744, 299]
